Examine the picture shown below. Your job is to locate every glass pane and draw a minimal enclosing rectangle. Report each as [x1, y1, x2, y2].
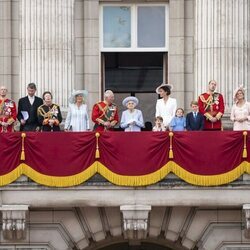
[103, 6, 131, 48]
[105, 52, 163, 92]
[137, 6, 165, 47]
[136, 93, 158, 127]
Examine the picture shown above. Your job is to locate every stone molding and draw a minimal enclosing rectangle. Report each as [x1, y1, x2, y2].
[243, 204, 250, 238]
[120, 205, 151, 239]
[0, 205, 29, 240]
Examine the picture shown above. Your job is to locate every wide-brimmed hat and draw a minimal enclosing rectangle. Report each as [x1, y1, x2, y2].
[233, 85, 246, 103]
[155, 83, 173, 94]
[69, 90, 88, 104]
[122, 96, 139, 107]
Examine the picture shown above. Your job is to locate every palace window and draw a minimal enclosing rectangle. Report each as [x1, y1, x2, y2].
[100, 4, 169, 52]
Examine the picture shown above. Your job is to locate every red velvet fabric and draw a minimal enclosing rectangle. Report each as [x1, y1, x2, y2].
[0, 131, 247, 181]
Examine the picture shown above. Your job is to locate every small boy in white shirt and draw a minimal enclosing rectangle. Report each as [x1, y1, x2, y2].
[152, 116, 166, 132]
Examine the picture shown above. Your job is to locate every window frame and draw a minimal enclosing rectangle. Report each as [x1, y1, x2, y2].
[100, 3, 169, 52]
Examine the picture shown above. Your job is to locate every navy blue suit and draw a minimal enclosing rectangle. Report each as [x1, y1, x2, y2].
[186, 112, 204, 131]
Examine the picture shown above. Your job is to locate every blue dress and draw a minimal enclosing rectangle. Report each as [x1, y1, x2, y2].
[169, 116, 186, 131]
[120, 109, 144, 132]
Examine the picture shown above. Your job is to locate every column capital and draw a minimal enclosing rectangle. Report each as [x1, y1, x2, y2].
[243, 204, 250, 238]
[120, 205, 151, 239]
[0, 205, 29, 240]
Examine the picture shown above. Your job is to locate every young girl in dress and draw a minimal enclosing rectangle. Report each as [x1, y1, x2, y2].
[169, 108, 186, 131]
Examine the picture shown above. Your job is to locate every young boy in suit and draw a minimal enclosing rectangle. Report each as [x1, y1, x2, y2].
[186, 101, 204, 131]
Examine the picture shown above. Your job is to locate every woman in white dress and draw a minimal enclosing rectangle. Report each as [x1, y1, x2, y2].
[120, 96, 144, 132]
[230, 85, 250, 131]
[64, 90, 90, 131]
[155, 83, 177, 129]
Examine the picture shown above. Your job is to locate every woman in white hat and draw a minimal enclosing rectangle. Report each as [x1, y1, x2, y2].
[230, 85, 250, 131]
[120, 96, 144, 132]
[64, 90, 90, 131]
[155, 83, 177, 129]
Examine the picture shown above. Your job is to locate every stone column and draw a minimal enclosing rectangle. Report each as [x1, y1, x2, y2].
[195, 0, 250, 110]
[83, 0, 99, 115]
[20, 0, 75, 108]
[0, 0, 12, 92]
[169, 0, 185, 109]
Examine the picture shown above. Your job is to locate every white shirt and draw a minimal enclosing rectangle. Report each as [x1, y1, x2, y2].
[28, 95, 35, 105]
[64, 103, 90, 131]
[155, 97, 177, 127]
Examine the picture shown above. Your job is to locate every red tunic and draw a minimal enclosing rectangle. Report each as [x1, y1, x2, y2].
[92, 101, 119, 131]
[0, 99, 17, 132]
[198, 92, 225, 130]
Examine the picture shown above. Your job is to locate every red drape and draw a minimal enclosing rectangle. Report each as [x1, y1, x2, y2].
[0, 131, 249, 186]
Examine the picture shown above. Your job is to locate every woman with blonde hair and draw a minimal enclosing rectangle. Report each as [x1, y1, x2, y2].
[230, 85, 250, 131]
[64, 90, 89, 131]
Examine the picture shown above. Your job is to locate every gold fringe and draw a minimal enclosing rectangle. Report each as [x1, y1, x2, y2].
[95, 132, 100, 159]
[0, 166, 23, 186]
[97, 161, 250, 186]
[20, 133, 26, 160]
[1, 161, 250, 187]
[243, 131, 248, 158]
[169, 132, 174, 159]
[21, 162, 98, 187]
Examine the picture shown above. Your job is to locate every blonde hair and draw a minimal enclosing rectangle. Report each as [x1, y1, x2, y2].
[190, 100, 198, 106]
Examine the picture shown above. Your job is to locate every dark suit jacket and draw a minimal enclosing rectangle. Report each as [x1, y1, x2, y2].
[17, 96, 43, 131]
[186, 112, 204, 131]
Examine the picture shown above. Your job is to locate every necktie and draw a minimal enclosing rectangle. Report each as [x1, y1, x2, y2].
[194, 112, 197, 119]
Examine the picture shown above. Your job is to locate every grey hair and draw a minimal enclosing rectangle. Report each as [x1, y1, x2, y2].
[104, 90, 114, 98]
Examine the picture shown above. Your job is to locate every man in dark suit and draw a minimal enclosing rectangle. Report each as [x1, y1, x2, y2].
[17, 83, 43, 131]
[186, 101, 204, 131]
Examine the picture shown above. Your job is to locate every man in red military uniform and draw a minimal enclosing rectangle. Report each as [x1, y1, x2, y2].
[198, 80, 225, 130]
[0, 86, 17, 132]
[92, 90, 119, 131]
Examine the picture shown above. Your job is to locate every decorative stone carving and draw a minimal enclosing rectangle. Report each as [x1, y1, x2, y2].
[0, 205, 29, 240]
[243, 204, 250, 238]
[120, 205, 151, 239]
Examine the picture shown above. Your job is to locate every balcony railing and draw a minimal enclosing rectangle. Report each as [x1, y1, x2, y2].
[0, 131, 249, 187]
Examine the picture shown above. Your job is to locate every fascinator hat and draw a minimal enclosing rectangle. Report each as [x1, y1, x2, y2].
[233, 85, 246, 103]
[122, 96, 139, 107]
[155, 83, 173, 94]
[69, 90, 88, 104]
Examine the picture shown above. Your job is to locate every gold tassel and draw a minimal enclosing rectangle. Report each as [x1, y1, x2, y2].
[95, 132, 100, 159]
[20, 133, 26, 160]
[243, 131, 248, 158]
[169, 132, 174, 159]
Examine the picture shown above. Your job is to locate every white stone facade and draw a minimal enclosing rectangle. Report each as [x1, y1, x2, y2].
[0, 0, 250, 249]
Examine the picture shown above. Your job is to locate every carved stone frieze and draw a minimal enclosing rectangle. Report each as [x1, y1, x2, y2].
[120, 205, 151, 239]
[0, 205, 29, 240]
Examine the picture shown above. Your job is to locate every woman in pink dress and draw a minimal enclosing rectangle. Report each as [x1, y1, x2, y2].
[230, 85, 250, 131]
